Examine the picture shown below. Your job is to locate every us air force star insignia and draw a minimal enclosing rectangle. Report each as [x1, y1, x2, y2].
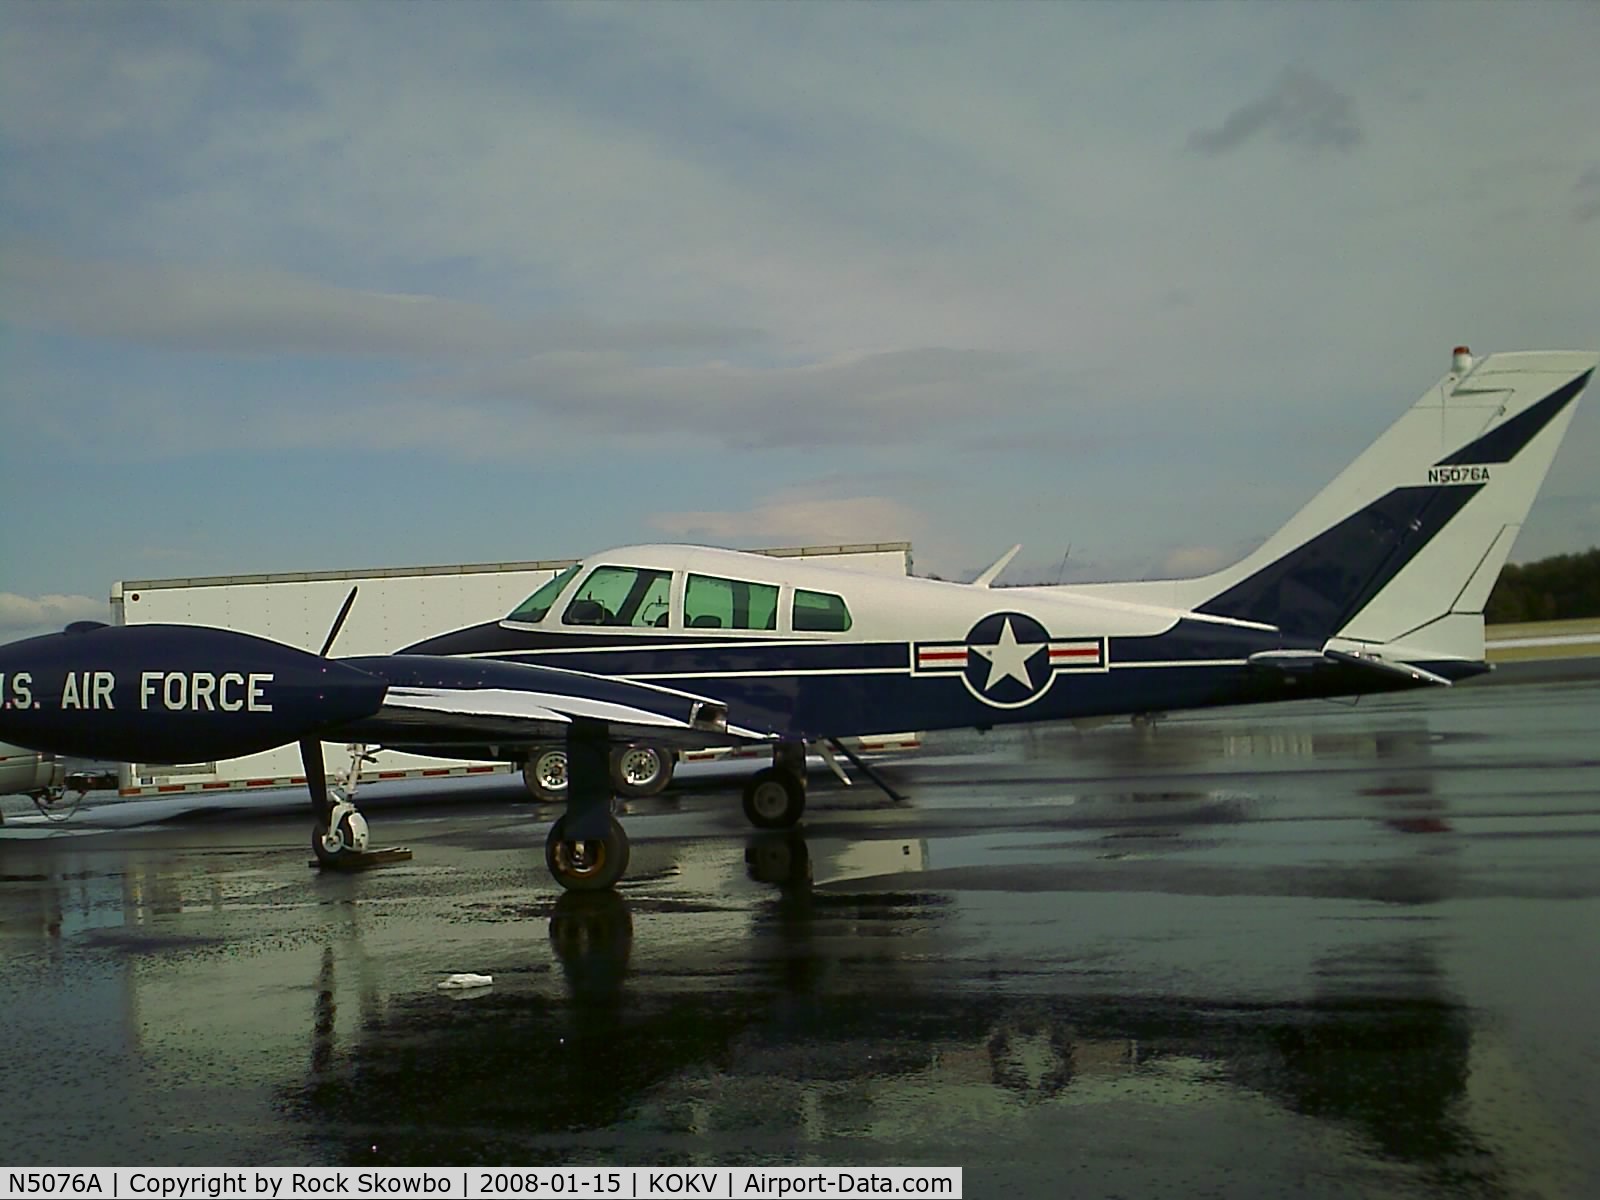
[971, 617, 1042, 691]
[912, 612, 1107, 709]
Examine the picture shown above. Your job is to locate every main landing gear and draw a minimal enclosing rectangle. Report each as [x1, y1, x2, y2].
[545, 720, 632, 891]
[299, 731, 865, 891]
[739, 737, 909, 830]
[741, 740, 809, 830]
[541, 734, 812, 890]
[544, 813, 630, 891]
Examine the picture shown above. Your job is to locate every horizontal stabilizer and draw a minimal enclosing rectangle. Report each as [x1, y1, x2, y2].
[1322, 649, 1454, 688]
[1248, 647, 1454, 688]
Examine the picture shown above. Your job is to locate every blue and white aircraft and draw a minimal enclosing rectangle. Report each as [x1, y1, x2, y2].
[0, 348, 1591, 891]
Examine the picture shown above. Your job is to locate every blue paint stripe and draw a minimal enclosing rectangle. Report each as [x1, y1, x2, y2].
[1437, 370, 1590, 466]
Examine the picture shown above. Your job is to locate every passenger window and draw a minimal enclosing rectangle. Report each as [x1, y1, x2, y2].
[685, 574, 778, 631]
[506, 564, 579, 623]
[793, 588, 852, 632]
[563, 566, 672, 627]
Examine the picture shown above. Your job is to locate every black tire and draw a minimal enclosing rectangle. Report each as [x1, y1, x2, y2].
[311, 811, 364, 868]
[741, 767, 807, 830]
[523, 745, 568, 802]
[611, 743, 674, 798]
[545, 813, 630, 891]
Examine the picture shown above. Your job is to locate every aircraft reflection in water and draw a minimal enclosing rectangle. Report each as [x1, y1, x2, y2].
[271, 836, 1526, 1194]
[5, 683, 1592, 1191]
[0, 803, 1580, 1193]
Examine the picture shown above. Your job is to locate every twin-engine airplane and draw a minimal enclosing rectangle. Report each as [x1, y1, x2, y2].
[0, 349, 1592, 891]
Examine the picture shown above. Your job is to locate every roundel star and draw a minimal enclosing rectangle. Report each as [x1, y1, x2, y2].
[970, 616, 1045, 692]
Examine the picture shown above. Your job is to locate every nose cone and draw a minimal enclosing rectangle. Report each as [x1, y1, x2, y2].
[0, 624, 388, 763]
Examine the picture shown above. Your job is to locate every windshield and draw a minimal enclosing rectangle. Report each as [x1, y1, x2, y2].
[505, 564, 580, 623]
[563, 566, 672, 627]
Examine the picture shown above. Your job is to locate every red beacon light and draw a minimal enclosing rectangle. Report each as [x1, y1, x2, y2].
[1452, 346, 1473, 374]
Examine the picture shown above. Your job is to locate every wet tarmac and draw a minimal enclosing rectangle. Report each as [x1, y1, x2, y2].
[3, 677, 1598, 1198]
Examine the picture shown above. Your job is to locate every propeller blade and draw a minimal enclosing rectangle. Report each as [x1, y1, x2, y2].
[318, 587, 359, 657]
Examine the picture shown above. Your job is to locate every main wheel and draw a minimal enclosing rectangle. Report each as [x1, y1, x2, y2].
[545, 813, 630, 891]
[312, 808, 370, 867]
[742, 767, 807, 830]
[611, 743, 674, 798]
[523, 745, 568, 802]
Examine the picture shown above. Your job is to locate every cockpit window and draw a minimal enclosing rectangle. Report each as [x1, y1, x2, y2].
[563, 565, 673, 628]
[685, 574, 779, 631]
[793, 588, 852, 632]
[506, 564, 579, 623]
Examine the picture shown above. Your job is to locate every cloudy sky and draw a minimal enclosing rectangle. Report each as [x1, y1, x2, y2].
[2, 1, 1597, 640]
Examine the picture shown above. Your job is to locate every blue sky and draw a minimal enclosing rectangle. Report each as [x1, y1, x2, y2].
[3, 1, 1597, 640]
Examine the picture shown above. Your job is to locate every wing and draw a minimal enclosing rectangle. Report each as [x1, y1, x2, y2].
[334, 653, 775, 754]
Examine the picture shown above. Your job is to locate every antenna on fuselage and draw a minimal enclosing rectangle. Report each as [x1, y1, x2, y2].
[973, 544, 1022, 588]
[1054, 544, 1072, 585]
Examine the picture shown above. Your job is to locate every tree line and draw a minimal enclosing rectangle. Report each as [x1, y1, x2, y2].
[1485, 547, 1600, 623]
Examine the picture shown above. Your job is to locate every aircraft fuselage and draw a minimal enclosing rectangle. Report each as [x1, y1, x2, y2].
[402, 546, 1482, 741]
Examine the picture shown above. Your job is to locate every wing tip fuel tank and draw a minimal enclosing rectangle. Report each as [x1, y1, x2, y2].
[0, 624, 389, 763]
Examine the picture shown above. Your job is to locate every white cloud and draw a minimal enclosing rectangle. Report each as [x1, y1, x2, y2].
[2, 339, 1042, 460]
[1162, 546, 1236, 578]
[651, 494, 923, 547]
[0, 593, 109, 642]
[0, 249, 752, 358]
[0, 9, 218, 147]
[442, 346, 1040, 450]
[2, 2, 1598, 601]
[1575, 165, 1600, 224]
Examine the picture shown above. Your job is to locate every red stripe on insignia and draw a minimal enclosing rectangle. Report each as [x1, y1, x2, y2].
[919, 649, 968, 663]
[1050, 646, 1100, 659]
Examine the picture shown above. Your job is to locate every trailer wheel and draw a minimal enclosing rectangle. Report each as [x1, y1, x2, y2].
[611, 743, 674, 798]
[523, 745, 568, 802]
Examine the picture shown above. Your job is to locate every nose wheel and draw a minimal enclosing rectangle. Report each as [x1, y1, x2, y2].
[312, 802, 370, 866]
[302, 740, 410, 871]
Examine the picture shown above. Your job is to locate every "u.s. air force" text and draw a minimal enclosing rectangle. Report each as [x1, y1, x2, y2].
[0, 671, 272, 712]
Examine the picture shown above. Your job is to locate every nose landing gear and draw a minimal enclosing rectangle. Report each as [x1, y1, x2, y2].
[304, 740, 411, 871]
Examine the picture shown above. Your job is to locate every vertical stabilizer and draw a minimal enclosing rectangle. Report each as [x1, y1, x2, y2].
[1184, 350, 1594, 659]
